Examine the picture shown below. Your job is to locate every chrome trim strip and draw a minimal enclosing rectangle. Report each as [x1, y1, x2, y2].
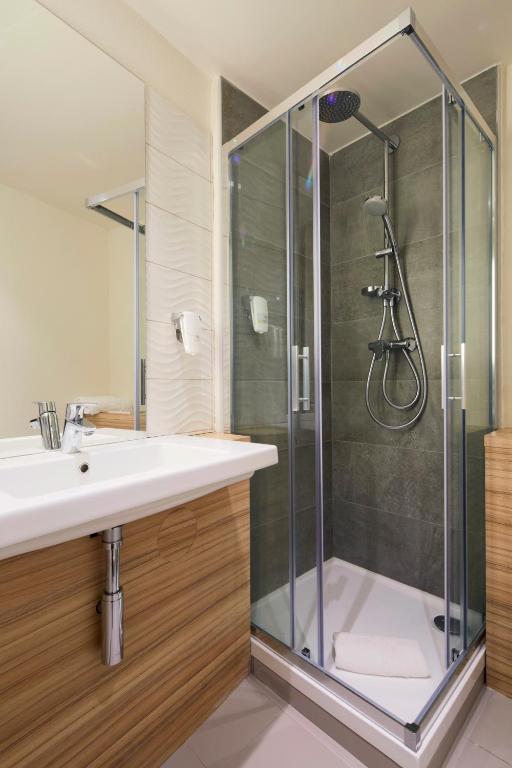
[133, 189, 141, 430]
[86, 177, 145, 208]
[460, 107, 469, 654]
[312, 94, 325, 668]
[441, 85, 451, 670]
[491, 134, 498, 429]
[286, 112, 296, 650]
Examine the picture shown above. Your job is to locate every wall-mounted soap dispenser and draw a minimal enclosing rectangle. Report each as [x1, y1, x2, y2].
[172, 311, 204, 355]
[250, 296, 268, 334]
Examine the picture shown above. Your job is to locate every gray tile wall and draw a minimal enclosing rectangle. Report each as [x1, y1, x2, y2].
[329, 68, 497, 597]
[222, 78, 267, 144]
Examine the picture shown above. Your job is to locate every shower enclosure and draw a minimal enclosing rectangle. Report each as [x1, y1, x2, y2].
[226, 10, 496, 752]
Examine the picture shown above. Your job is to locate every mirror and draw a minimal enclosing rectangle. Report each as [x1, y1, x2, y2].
[0, 0, 146, 457]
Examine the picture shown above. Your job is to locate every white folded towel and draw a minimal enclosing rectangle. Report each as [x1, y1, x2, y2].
[72, 396, 133, 415]
[333, 632, 430, 678]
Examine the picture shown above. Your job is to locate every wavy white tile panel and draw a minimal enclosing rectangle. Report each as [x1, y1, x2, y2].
[223, 332, 231, 432]
[147, 146, 212, 230]
[146, 378, 213, 435]
[146, 203, 211, 280]
[223, 236, 230, 285]
[146, 320, 212, 381]
[146, 262, 212, 328]
[146, 89, 211, 180]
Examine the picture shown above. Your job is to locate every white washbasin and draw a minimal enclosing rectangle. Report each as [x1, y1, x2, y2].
[0, 427, 145, 460]
[0, 435, 277, 559]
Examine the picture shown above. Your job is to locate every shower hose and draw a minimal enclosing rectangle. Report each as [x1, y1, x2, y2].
[365, 249, 428, 430]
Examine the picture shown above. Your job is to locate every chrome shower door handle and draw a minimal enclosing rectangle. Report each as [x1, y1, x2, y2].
[300, 346, 310, 411]
[460, 342, 466, 410]
[292, 345, 299, 412]
[442, 343, 466, 410]
[441, 344, 446, 411]
[291, 345, 310, 413]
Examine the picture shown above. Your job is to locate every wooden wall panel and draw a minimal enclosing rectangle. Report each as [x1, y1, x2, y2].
[88, 411, 146, 431]
[485, 429, 512, 697]
[0, 474, 250, 767]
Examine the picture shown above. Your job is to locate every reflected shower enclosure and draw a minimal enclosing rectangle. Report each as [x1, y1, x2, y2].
[227, 11, 495, 751]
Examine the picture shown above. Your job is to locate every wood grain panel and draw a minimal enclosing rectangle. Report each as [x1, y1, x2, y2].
[88, 411, 146, 431]
[0, 470, 250, 766]
[485, 429, 512, 697]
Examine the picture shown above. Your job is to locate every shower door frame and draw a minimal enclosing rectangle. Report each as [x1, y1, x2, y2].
[224, 7, 497, 751]
[86, 178, 146, 429]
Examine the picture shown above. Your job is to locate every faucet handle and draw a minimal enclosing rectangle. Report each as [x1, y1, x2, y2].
[33, 400, 57, 415]
[65, 402, 97, 422]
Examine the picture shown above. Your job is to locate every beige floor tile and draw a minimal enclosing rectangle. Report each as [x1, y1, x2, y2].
[161, 744, 205, 768]
[468, 690, 512, 764]
[444, 738, 510, 768]
[187, 677, 283, 765]
[211, 712, 355, 768]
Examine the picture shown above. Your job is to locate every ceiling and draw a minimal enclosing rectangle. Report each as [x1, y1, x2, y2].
[124, 0, 511, 124]
[0, 0, 145, 225]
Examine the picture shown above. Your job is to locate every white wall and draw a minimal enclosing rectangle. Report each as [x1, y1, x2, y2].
[107, 225, 134, 402]
[0, 182, 110, 436]
[35, 0, 211, 132]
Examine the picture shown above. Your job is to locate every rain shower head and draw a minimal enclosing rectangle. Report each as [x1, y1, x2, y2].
[364, 195, 388, 217]
[319, 90, 361, 123]
[319, 91, 400, 151]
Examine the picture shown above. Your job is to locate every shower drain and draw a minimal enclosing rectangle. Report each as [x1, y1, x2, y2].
[433, 615, 461, 635]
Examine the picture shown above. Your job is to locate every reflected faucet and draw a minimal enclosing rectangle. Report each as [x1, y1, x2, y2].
[30, 401, 61, 450]
[61, 403, 96, 454]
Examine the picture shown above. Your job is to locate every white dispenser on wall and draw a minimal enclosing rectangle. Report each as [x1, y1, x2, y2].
[250, 295, 268, 334]
[171, 311, 203, 356]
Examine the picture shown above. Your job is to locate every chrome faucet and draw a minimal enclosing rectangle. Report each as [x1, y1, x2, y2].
[30, 401, 61, 450]
[61, 403, 96, 454]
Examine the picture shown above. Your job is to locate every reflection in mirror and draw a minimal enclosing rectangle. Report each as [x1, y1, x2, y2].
[0, 0, 146, 457]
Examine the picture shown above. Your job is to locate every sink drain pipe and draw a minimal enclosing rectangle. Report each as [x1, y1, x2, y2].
[101, 526, 124, 666]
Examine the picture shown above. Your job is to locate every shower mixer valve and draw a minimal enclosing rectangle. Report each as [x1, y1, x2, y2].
[368, 338, 417, 361]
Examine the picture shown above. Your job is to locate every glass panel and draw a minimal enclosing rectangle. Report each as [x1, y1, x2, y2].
[290, 101, 320, 663]
[464, 116, 493, 645]
[317, 31, 447, 724]
[229, 121, 291, 647]
[445, 92, 465, 663]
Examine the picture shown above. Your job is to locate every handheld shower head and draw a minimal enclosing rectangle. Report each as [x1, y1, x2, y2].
[364, 196, 398, 253]
[319, 90, 361, 123]
[364, 195, 388, 217]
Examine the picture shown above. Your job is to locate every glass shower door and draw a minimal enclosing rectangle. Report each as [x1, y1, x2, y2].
[463, 114, 494, 645]
[229, 120, 293, 647]
[443, 89, 495, 664]
[444, 88, 466, 664]
[289, 100, 322, 665]
[229, 107, 324, 663]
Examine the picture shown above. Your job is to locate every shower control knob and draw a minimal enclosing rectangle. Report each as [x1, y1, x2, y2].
[368, 340, 389, 360]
